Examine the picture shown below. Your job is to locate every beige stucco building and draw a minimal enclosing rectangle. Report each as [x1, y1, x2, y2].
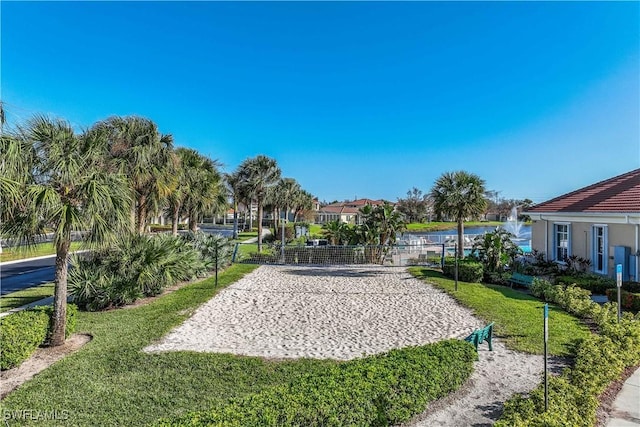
[525, 169, 640, 282]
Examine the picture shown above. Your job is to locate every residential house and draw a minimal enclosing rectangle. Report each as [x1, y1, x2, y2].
[525, 169, 640, 281]
[315, 199, 391, 225]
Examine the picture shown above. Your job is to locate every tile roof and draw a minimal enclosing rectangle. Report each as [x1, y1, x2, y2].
[527, 168, 640, 213]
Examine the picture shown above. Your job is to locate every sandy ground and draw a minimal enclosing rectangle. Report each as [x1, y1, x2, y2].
[145, 265, 484, 359]
[146, 264, 566, 425]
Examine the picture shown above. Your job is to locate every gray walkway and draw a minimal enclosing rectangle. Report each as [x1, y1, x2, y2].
[607, 367, 640, 426]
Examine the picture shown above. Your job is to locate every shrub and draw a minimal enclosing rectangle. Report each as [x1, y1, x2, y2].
[498, 277, 640, 426]
[605, 289, 640, 312]
[69, 233, 212, 311]
[0, 304, 77, 370]
[442, 258, 484, 283]
[156, 340, 476, 427]
[556, 274, 616, 295]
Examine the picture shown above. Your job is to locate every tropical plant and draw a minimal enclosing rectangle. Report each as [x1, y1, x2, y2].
[237, 155, 281, 252]
[92, 116, 177, 234]
[69, 233, 206, 311]
[270, 178, 302, 234]
[430, 171, 487, 258]
[471, 228, 521, 273]
[1, 115, 132, 345]
[322, 220, 350, 245]
[176, 148, 225, 233]
[225, 171, 243, 239]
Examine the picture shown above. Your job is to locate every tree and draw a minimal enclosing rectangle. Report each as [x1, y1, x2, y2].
[177, 148, 225, 233]
[225, 171, 243, 239]
[1, 115, 131, 346]
[396, 187, 431, 223]
[293, 190, 314, 223]
[94, 116, 176, 234]
[271, 178, 302, 230]
[430, 171, 487, 258]
[237, 155, 281, 252]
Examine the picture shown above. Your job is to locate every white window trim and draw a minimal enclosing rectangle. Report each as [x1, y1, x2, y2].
[592, 224, 608, 275]
[553, 222, 571, 263]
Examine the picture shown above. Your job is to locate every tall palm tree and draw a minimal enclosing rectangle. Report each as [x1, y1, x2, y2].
[225, 171, 243, 239]
[271, 178, 302, 231]
[293, 190, 314, 223]
[93, 116, 176, 234]
[177, 148, 225, 233]
[1, 115, 131, 346]
[237, 155, 281, 252]
[430, 171, 487, 258]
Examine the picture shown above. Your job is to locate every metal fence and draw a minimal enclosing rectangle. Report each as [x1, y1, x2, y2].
[233, 242, 447, 267]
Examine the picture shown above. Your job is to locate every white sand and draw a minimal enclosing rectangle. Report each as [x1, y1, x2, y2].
[146, 264, 561, 425]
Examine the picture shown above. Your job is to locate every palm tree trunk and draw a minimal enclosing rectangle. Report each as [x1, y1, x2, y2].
[232, 199, 238, 240]
[51, 235, 71, 347]
[137, 195, 147, 234]
[257, 200, 263, 252]
[189, 208, 198, 233]
[172, 204, 180, 236]
[457, 219, 465, 258]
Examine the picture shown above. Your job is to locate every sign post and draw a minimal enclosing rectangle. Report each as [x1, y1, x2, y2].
[544, 303, 549, 412]
[454, 243, 458, 292]
[616, 264, 622, 322]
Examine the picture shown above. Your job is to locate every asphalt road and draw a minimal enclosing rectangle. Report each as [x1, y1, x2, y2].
[0, 257, 56, 295]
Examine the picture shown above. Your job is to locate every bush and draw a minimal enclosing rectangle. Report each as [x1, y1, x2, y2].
[498, 278, 640, 426]
[156, 340, 476, 427]
[69, 233, 221, 311]
[0, 304, 77, 370]
[442, 258, 484, 283]
[606, 289, 640, 311]
[556, 274, 616, 295]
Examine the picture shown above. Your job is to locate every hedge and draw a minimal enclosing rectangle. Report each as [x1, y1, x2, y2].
[156, 340, 476, 427]
[496, 279, 640, 426]
[606, 289, 640, 312]
[442, 258, 484, 283]
[555, 274, 615, 295]
[0, 304, 77, 370]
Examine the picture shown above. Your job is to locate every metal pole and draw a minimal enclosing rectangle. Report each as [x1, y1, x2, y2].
[617, 264, 622, 322]
[454, 243, 458, 292]
[215, 243, 219, 288]
[544, 303, 549, 412]
[281, 208, 286, 261]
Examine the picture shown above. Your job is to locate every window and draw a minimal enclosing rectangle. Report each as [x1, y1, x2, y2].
[592, 225, 608, 274]
[554, 223, 570, 261]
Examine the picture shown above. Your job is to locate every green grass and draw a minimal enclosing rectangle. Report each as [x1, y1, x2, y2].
[0, 241, 83, 263]
[235, 231, 258, 241]
[405, 221, 505, 232]
[408, 268, 591, 356]
[0, 283, 56, 312]
[308, 223, 323, 237]
[0, 264, 342, 426]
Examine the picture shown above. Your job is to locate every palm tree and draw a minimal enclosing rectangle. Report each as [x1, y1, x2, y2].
[177, 148, 225, 233]
[225, 171, 243, 239]
[292, 190, 314, 223]
[94, 116, 176, 234]
[237, 155, 281, 252]
[1, 115, 131, 346]
[430, 171, 487, 258]
[271, 178, 302, 233]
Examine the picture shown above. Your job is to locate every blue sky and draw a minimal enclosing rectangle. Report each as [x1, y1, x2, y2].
[2, 1, 639, 204]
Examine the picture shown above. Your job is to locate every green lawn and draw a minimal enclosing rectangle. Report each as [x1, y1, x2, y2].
[0, 241, 83, 263]
[408, 268, 591, 356]
[0, 283, 56, 313]
[405, 221, 505, 232]
[1, 264, 340, 426]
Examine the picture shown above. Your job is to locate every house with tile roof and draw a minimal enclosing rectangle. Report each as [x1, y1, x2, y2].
[525, 168, 640, 281]
[315, 199, 391, 225]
